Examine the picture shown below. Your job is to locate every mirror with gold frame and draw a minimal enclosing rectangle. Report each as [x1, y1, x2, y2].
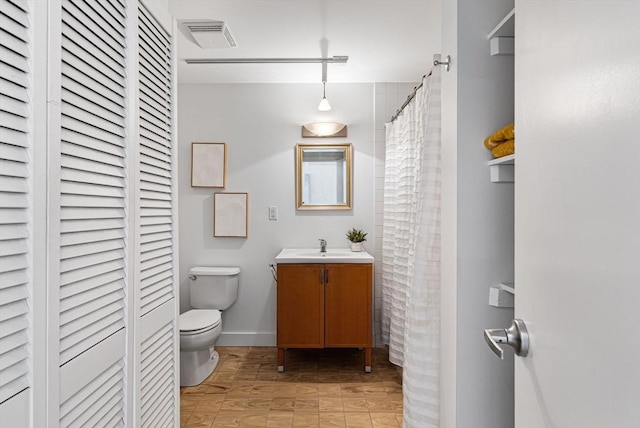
[296, 144, 352, 210]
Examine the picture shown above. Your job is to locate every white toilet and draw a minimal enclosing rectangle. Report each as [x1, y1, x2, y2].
[179, 266, 240, 386]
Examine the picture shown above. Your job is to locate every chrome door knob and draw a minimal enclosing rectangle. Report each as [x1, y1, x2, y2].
[484, 319, 529, 359]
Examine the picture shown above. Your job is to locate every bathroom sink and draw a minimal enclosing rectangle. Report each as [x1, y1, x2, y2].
[275, 248, 374, 264]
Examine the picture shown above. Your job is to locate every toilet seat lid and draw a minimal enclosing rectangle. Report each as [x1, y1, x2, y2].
[179, 309, 221, 332]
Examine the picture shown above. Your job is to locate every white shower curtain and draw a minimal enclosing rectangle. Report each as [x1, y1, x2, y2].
[381, 68, 441, 427]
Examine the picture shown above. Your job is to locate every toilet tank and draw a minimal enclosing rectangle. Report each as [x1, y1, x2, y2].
[189, 266, 240, 310]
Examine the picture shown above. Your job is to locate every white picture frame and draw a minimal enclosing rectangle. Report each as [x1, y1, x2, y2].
[191, 142, 227, 187]
[213, 192, 248, 237]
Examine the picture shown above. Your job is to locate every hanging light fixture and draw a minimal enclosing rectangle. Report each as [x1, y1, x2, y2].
[318, 61, 331, 111]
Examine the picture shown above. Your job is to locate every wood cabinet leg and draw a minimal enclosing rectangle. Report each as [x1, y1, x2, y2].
[277, 347, 284, 372]
[364, 347, 372, 373]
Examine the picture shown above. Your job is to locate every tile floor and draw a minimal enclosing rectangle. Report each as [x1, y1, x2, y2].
[180, 347, 403, 427]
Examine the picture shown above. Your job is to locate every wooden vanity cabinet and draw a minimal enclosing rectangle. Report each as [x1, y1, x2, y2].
[276, 263, 373, 372]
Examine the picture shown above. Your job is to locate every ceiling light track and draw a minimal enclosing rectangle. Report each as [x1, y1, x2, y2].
[184, 56, 348, 65]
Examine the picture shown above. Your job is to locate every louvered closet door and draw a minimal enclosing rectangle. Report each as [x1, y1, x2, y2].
[58, 0, 128, 426]
[137, 4, 177, 428]
[0, 0, 31, 424]
[138, 3, 173, 316]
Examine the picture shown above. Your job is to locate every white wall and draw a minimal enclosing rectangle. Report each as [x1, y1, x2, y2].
[441, 0, 516, 427]
[178, 83, 374, 345]
[440, 1, 459, 425]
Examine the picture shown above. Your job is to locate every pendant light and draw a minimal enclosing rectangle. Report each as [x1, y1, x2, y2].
[318, 61, 331, 111]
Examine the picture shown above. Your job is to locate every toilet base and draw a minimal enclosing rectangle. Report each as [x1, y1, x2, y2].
[180, 346, 220, 387]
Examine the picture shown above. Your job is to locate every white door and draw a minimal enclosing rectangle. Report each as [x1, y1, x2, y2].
[513, 1, 640, 426]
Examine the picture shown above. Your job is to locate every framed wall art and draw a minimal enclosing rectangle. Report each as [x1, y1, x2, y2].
[191, 142, 227, 187]
[213, 192, 248, 237]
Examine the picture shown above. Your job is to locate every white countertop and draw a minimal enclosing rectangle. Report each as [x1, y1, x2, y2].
[275, 248, 374, 264]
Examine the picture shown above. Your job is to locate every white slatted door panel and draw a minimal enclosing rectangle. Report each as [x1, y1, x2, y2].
[136, 5, 177, 427]
[59, 330, 126, 427]
[138, 4, 173, 316]
[58, 0, 128, 425]
[0, 0, 31, 422]
[139, 301, 175, 428]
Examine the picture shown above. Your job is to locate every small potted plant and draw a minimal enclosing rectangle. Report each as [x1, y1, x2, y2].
[346, 228, 367, 252]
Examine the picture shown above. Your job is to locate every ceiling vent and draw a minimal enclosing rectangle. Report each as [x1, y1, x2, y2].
[181, 20, 237, 49]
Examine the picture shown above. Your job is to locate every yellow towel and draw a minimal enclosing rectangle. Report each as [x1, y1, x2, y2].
[484, 123, 515, 150]
[491, 139, 515, 158]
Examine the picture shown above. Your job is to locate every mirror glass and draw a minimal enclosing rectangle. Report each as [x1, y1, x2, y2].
[296, 144, 352, 210]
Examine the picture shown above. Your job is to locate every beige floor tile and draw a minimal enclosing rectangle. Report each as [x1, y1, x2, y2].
[370, 413, 400, 427]
[318, 373, 349, 383]
[240, 362, 262, 371]
[319, 412, 347, 427]
[361, 385, 387, 395]
[250, 383, 276, 396]
[295, 383, 319, 395]
[218, 360, 244, 372]
[318, 384, 342, 396]
[209, 372, 237, 383]
[258, 362, 277, 371]
[341, 384, 366, 397]
[186, 411, 216, 428]
[294, 398, 319, 410]
[342, 397, 369, 412]
[265, 411, 294, 428]
[212, 410, 241, 427]
[234, 373, 258, 382]
[218, 347, 250, 357]
[275, 372, 300, 382]
[255, 372, 278, 382]
[396, 414, 403, 425]
[366, 397, 403, 413]
[246, 398, 272, 410]
[385, 384, 403, 396]
[227, 384, 256, 397]
[292, 412, 320, 427]
[221, 398, 248, 411]
[181, 394, 203, 412]
[180, 411, 192, 427]
[272, 385, 297, 398]
[345, 412, 373, 428]
[270, 398, 295, 411]
[336, 374, 363, 383]
[238, 412, 268, 427]
[319, 397, 344, 412]
[195, 395, 225, 414]
[207, 383, 233, 395]
[182, 384, 209, 395]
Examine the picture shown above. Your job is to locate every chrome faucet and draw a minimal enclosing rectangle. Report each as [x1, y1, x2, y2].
[319, 239, 327, 253]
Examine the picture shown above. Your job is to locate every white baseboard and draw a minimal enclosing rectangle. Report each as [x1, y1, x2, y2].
[216, 332, 276, 347]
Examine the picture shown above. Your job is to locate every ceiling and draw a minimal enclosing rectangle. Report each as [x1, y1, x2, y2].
[167, 0, 442, 84]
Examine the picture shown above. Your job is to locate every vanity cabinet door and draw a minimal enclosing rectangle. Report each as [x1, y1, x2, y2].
[276, 264, 325, 348]
[324, 264, 372, 347]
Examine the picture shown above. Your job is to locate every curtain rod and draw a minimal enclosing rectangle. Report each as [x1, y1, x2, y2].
[389, 69, 433, 123]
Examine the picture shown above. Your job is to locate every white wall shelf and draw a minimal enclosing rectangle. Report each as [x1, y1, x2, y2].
[488, 154, 515, 165]
[488, 154, 515, 182]
[487, 8, 515, 39]
[487, 8, 515, 55]
[489, 282, 515, 307]
[500, 282, 515, 294]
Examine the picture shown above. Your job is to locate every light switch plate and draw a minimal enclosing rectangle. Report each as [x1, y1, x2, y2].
[269, 206, 278, 221]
